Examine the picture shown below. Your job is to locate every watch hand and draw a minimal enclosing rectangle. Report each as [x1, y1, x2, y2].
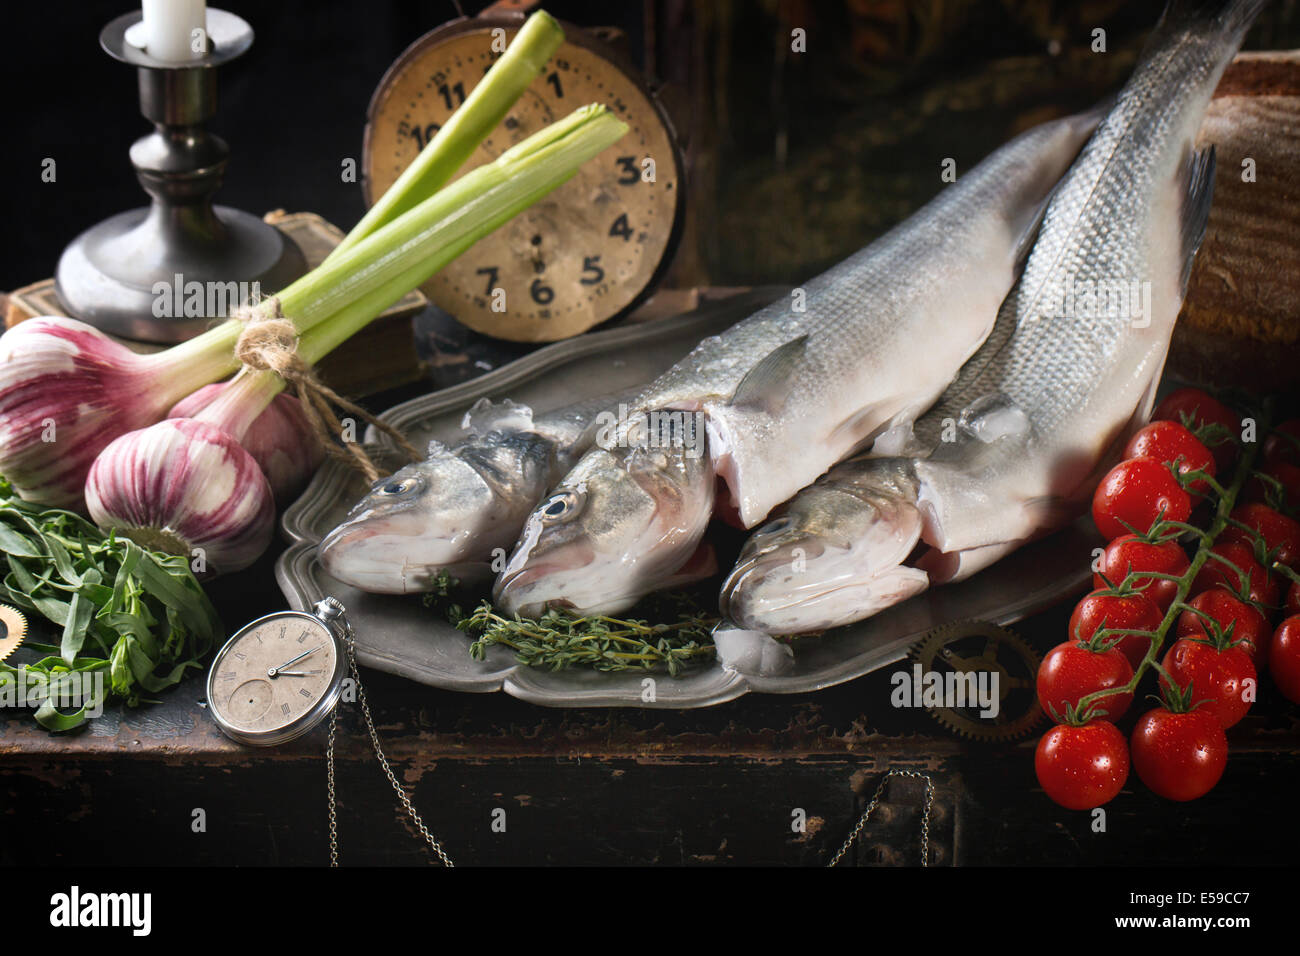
[267, 644, 324, 678]
[274, 670, 322, 677]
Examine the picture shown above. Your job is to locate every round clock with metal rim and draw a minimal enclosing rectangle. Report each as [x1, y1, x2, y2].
[362, 12, 685, 342]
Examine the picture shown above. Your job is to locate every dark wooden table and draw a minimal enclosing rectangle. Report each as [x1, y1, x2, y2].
[3, 311, 1298, 867]
[5, 549, 1299, 867]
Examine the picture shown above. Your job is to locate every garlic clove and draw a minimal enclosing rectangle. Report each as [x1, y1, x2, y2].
[169, 383, 326, 504]
[86, 418, 275, 577]
[0, 318, 172, 508]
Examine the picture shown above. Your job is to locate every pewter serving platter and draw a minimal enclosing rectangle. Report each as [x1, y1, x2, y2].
[277, 290, 1095, 708]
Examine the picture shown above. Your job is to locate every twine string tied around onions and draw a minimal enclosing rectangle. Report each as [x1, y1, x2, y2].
[233, 299, 420, 482]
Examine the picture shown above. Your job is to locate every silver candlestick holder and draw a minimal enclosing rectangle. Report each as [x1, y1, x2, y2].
[56, 8, 306, 344]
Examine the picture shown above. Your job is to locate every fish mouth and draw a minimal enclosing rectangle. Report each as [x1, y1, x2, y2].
[319, 519, 468, 595]
[493, 541, 598, 618]
[720, 500, 929, 634]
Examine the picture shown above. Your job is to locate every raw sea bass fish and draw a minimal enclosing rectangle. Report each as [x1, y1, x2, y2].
[495, 110, 1101, 618]
[722, 0, 1266, 635]
[318, 394, 621, 594]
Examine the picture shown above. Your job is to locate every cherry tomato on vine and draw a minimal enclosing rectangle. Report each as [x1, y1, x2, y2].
[1130, 706, 1228, 802]
[1159, 639, 1256, 729]
[1123, 421, 1215, 496]
[1219, 503, 1300, 571]
[1093, 534, 1189, 612]
[1034, 721, 1129, 810]
[1269, 616, 1300, 705]
[1037, 641, 1134, 722]
[1151, 388, 1240, 472]
[1068, 589, 1163, 669]
[1176, 589, 1270, 660]
[1286, 580, 1300, 618]
[1191, 541, 1279, 609]
[1263, 419, 1300, 467]
[1091, 457, 1192, 542]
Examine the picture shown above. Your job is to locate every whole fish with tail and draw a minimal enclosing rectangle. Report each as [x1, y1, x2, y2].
[319, 393, 628, 593]
[722, 0, 1266, 635]
[495, 109, 1102, 617]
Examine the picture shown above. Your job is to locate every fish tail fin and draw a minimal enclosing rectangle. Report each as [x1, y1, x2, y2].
[1150, 0, 1269, 46]
[1179, 145, 1217, 294]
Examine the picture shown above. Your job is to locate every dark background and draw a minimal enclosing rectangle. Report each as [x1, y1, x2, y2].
[5, 0, 1296, 299]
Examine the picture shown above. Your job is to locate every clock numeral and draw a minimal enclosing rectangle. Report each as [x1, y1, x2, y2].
[476, 266, 500, 297]
[546, 71, 564, 98]
[299, 688, 313, 698]
[437, 82, 466, 111]
[281, 703, 292, 717]
[609, 214, 633, 242]
[530, 277, 555, 306]
[233, 651, 246, 661]
[615, 156, 639, 186]
[580, 255, 605, 286]
[298, 631, 309, 644]
[219, 672, 234, 682]
[408, 122, 442, 151]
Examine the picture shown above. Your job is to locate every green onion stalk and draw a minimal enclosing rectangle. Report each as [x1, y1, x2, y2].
[82, 105, 628, 575]
[0, 11, 566, 509]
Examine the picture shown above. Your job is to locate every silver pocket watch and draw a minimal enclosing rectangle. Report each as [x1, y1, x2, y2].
[206, 597, 453, 865]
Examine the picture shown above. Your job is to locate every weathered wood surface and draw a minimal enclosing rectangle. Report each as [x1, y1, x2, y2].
[3, 580, 1298, 866]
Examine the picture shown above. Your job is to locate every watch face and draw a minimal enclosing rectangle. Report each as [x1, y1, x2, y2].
[207, 613, 344, 745]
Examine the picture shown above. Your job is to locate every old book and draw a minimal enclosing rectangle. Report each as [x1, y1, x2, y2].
[4, 211, 428, 399]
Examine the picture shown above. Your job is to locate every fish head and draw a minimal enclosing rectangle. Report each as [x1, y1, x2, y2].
[720, 463, 929, 634]
[319, 433, 552, 594]
[495, 409, 715, 617]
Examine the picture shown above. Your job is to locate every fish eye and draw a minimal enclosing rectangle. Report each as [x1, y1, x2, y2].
[379, 476, 421, 496]
[540, 490, 581, 522]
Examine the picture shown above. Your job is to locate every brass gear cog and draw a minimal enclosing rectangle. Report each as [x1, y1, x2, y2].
[0, 604, 27, 663]
[909, 619, 1045, 742]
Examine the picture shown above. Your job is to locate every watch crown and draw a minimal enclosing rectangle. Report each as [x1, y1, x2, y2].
[314, 596, 346, 621]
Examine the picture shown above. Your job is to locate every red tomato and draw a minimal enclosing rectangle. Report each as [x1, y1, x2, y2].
[1151, 388, 1240, 471]
[1159, 639, 1256, 729]
[1037, 641, 1134, 722]
[1034, 721, 1129, 810]
[1091, 457, 1193, 541]
[1263, 419, 1300, 467]
[1286, 580, 1300, 618]
[1176, 589, 1270, 660]
[1130, 707, 1228, 801]
[1123, 421, 1215, 495]
[1068, 589, 1163, 669]
[1093, 534, 1190, 612]
[1269, 616, 1300, 704]
[1244, 461, 1300, 512]
[1191, 541, 1279, 608]
[1219, 503, 1300, 571]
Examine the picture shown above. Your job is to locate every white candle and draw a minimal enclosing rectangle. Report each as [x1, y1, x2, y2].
[140, 0, 207, 62]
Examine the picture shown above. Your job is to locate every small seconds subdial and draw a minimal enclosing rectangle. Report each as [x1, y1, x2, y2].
[363, 19, 684, 342]
[208, 617, 339, 740]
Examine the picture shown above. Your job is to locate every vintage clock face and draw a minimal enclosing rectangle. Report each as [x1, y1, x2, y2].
[206, 612, 344, 746]
[363, 18, 683, 342]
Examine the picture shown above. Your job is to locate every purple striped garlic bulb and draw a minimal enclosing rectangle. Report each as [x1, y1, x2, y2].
[0, 317, 235, 508]
[169, 383, 324, 504]
[85, 418, 275, 577]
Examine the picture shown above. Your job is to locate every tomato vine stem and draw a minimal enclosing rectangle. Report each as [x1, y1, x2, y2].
[1077, 411, 1266, 714]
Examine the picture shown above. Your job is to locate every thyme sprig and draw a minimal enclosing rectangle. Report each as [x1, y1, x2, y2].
[460, 600, 718, 675]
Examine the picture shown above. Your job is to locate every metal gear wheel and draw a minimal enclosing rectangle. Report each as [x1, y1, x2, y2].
[908, 619, 1045, 742]
[0, 604, 28, 663]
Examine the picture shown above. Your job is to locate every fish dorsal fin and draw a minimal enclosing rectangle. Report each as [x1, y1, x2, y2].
[728, 335, 809, 414]
[1179, 145, 1217, 295]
